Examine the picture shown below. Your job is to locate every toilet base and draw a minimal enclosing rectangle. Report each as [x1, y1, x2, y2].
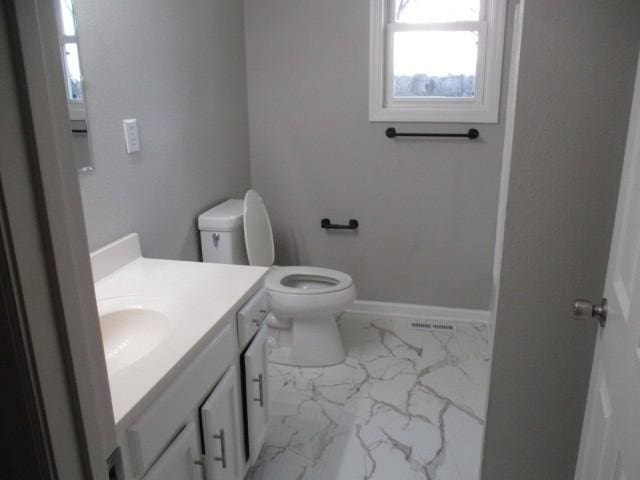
[267, 314, 346, 367]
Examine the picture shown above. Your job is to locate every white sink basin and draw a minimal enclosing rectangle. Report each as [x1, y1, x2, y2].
[98, 297, 182, 375]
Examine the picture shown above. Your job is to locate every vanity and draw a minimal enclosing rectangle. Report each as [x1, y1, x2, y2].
[91, 234, 270, 480]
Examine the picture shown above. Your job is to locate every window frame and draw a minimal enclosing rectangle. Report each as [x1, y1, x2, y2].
[52, 0, 86, 121]
[369, 0, 507, 123]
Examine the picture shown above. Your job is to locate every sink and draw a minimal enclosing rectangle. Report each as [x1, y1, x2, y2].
[98, 297, 182, 375]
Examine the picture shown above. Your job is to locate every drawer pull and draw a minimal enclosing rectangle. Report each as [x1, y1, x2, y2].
[253, 374, 264, 407]
[213, 429, 227, 468]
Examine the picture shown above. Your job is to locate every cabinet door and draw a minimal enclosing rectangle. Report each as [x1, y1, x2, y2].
[243, 326, 269, 461]
[143, 422, 202, 480]
[201, 366, 243, 480]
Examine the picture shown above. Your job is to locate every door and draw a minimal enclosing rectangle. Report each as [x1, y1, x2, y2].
[243, 326, 269, 461]
[143, 423, 201, 480]
[4, 3, 118, 479]
[201, 366, 243, 480]
[575, 58, 640, 480]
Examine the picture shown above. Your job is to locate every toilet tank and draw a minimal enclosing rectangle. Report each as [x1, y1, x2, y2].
[198, 199, 248, 265]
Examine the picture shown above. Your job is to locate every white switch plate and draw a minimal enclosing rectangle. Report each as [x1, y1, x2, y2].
[123, 118, 140, 153]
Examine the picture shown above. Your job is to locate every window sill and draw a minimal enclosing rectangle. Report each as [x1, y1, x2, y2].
[369, 104, 499, 123]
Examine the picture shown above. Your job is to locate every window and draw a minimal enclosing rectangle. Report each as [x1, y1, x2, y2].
[369, 0, 507, 123]
[54, 0, 85, 121]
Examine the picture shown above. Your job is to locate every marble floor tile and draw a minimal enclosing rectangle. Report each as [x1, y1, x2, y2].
[246, 313, 491, 480]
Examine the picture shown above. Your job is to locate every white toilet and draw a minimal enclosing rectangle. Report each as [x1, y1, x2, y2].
[198, 190, 356, 367]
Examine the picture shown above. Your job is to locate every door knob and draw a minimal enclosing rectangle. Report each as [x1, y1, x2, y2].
[574, 298, 607, 327]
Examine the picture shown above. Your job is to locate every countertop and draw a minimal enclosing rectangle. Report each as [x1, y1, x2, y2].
[91, 234, 268, 425]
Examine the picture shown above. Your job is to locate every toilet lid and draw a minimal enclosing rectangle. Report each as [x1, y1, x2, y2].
[243, 189, 275, 267]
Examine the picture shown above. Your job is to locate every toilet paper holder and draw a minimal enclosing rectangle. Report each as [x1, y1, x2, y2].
[321, 218, 359, 230]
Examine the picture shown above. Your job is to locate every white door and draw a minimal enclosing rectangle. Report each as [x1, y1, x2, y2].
[201, 366, 243, 480]
[143, 423, 202, 480]
[574, 58, 640, 480]
[243, 326, 270, 462]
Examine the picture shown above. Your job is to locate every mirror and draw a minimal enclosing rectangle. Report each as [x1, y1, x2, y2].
[53, 0, 93, 173]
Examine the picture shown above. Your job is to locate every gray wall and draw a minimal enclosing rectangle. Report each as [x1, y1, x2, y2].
[243, 0, 513, 310]
[77, 0, 250, 260]
[483, 1, 640, 478]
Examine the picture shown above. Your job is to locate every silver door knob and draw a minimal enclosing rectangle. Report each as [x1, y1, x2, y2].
[574, 298, 607, 327]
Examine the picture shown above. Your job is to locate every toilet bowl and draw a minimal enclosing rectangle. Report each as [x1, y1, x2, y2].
[265, 266, 356, 366]
[243, 190, 356, 367]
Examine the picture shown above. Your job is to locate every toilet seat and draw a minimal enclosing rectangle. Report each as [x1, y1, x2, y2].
[266, 266, 353, 295]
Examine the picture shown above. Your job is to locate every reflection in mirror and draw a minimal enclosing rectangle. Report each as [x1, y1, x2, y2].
[53, 0, 94, 173]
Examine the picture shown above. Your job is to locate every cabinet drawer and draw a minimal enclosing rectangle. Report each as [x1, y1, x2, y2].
[237, 289, 269, 349]
[128, 324, 235, 476]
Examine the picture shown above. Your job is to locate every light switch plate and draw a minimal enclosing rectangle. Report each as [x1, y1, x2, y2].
[123, 118, 140, 153]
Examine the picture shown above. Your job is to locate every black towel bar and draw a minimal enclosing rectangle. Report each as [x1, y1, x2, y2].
[385, 127, 479, 139]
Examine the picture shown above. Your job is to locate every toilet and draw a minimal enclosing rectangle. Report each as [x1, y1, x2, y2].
[198, 190, 356, 367]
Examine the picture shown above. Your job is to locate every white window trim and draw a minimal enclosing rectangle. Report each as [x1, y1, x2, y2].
[369, 0, 507, 123]
[52, 0, 86, 121]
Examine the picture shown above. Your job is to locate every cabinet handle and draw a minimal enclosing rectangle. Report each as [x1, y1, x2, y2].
[253, 373, 264, 407]
[251, 318, 262, 326]
[213, 429, 227, 469]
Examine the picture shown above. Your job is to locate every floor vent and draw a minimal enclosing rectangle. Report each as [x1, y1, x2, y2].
[408, 320, 456, 332]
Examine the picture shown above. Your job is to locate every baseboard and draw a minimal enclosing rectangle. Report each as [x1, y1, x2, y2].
[344, 300, 490, 325]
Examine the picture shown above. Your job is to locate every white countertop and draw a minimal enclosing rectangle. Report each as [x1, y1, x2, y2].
[91, 234, 268, 425]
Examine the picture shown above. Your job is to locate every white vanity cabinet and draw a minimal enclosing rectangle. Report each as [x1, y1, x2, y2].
[115, 284, 271, 480]
[92, 235, 271, 480]
[200, 366, 243, 480]
[137, 363, 245, 480]
[142, 423, 202, 480]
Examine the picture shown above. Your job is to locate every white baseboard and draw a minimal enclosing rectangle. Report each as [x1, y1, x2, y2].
[344, 300, 490, 325]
